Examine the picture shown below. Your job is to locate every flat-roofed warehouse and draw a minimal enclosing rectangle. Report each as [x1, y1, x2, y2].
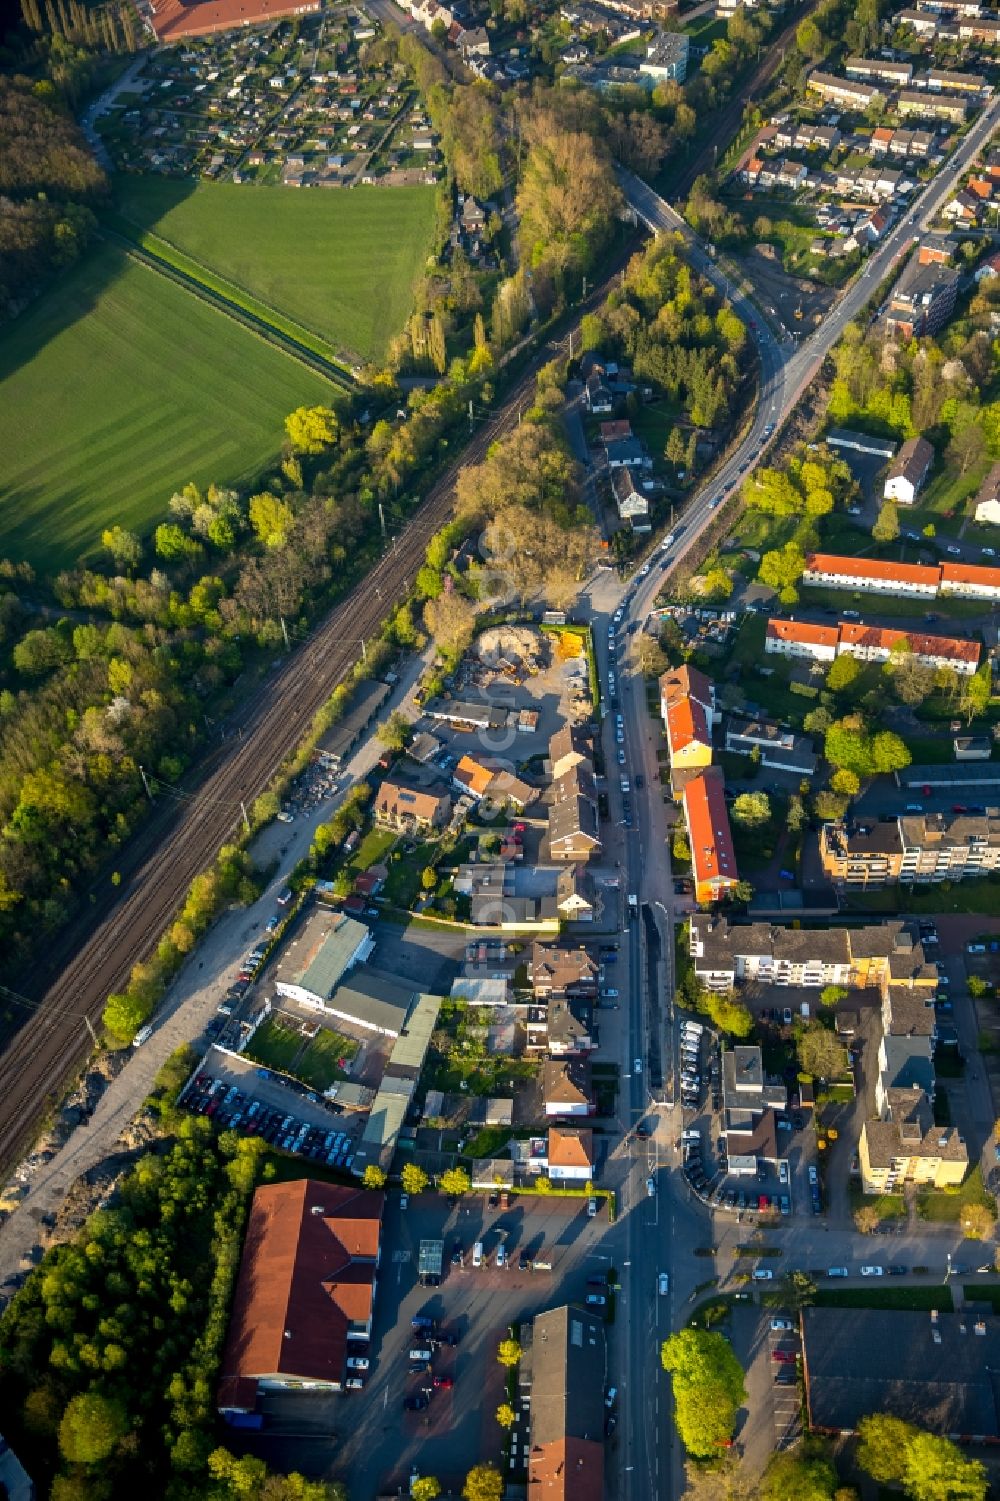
[802, 1307, 1000, 1440]
[274, 910, 374, 1011]
[326, 969, 420, 1038]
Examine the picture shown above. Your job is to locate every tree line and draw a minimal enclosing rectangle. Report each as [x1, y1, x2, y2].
[0, 70, 106, 319]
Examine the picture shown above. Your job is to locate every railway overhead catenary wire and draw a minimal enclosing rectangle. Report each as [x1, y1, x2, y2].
[0, 247, 637, 1175]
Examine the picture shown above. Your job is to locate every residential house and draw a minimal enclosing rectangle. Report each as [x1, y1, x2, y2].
[682, 767, 739, 904]
[542, 1057, 595, 1117]
[454, 754, 496, 800]
[926, 66, 986, 92]
[845, 54, 913, 84]
[899, 5, 939, 30]
[549, 724, 593, 781]
[720, 1044, 787, 1174]
[217, 1180, 384, 1409]
[556, 864, 596, 921]
[546, 1126, 595, 1182]
[958, 14, 1000, 40]
[974, 460, 1000, 522]
[835, 620, 978, 674]
[373, 778, 451, 834]
[974, 250, 1000, 283]
[884, 436, 935, 505]
[918, 232, 959, 264]
[585, 371, 613, 413]
[485, 769, 537, 811]
[611, 466, 651, 530]
[723, 716, 818, 776]
[530, 941, 600, 999]
[765, 618, 840, 663]
[599, 418, 632, 444]
[897, 89, 968, 122]
[526, 1305, 606, 1501]
[807, 70, 884, 108]
[549, 764, 602, 862]
[605, 436, 650, 471]
[802, 553, 941, 596]
[940, 561, 1000, 601]
[659, 664, 715, 773]
[942, 189, 981, 226]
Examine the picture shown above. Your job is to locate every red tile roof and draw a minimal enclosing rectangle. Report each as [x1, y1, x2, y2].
[941, 561, 1000, 590]
[149, 0, 319, 39]
[804, 552, 940, 586]
[217, 1180, 383, 1407]
[547, 1126, 594, 1168]
[660, 663, 713, 709]
[666, 696, 711, 756]
[682, 768, 738, 893]
[837, 621, 979, 667]
[766, 618, 840, 650]
[529, 1438, 604, 1501]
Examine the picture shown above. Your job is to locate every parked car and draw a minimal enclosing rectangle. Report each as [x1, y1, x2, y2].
[860, 1265, 884, 1277]
[403, 1395, 429, 1411]
[752, 1268, 773, 1282]
[770, 1318, 793, 1331]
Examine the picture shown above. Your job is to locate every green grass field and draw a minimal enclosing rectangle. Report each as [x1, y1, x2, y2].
[0, 243, 335, 569]
[113, 177, 437, 365]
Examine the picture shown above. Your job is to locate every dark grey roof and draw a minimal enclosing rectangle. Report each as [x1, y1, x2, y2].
[802, 1307, 1000, 1437]
[530, 1304, 606, 1447]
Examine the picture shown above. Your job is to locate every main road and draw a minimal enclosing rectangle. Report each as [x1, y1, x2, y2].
[590, 103, 1000, 1500]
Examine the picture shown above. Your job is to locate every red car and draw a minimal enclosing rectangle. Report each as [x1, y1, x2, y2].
[771, 1350, 796, 1364]
[433, 1376, 454, 1390]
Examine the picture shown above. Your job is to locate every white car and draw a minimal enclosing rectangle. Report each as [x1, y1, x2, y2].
[658, 1272, 669, 1296]
[752, 1268, 773, 1282]
[807, 1165, 818, 1187]
[614, 608, 624, 623]
[778, 1162, 789, 1184]
[770, 1318, 793, 1331]
[346, 1356, 370, 1371]
[646, 1177, 656, 1197]
[634, 1058, 642, 1075]
[860, 1265, 883, 1277]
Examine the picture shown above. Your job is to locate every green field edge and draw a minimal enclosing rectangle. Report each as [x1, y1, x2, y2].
[103, 211, 357, 390]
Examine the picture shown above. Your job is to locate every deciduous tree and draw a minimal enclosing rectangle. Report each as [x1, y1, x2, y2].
[731, 791, 771, 828]
[58, 1392, 127, 1464]
[497, 1338, 522, 1367]
[401, 1163, 429, 1195]
[464, 1465, 503, 1501]
[797, 1023, 848, 1080]
[661, 1328, 745, 1459]
[285, 405, 339, 454]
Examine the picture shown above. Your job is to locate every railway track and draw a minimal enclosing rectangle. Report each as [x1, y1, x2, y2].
[0, 263, 631, 1174]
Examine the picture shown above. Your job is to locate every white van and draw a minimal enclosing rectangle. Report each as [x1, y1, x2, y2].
[682, 1021, 704, 1036]
[409, 1348, 433, 1363]
[472, 1241, 483, 1268]
[132, 1024, 153, 1048]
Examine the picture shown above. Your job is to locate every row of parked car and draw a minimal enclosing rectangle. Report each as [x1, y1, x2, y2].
[182, 1076, 354, 1168]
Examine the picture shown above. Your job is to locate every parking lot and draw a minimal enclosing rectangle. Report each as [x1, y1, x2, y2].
[180, 1048, 357, 1160]
[248, 1193, 614, 1500]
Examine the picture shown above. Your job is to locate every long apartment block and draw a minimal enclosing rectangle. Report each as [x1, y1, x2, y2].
[689, 914, 937, 993]
[765, 615, 980, 674]
[801, 552, 1000, 601]
[820, 809, 1000, 887]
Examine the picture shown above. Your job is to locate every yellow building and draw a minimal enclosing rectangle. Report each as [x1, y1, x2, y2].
[659, 665, 714, 775]
[860, 1088, 968, 1194]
